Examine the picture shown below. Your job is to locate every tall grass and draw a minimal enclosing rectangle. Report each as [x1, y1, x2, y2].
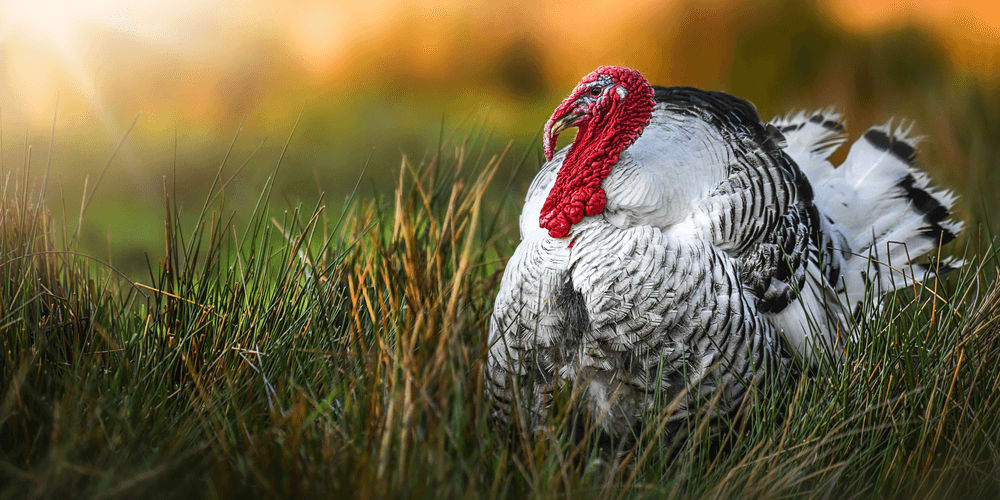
[2, 126, 1000, 498]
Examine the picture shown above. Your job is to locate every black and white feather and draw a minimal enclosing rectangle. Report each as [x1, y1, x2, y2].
[487, 87, 963, 436]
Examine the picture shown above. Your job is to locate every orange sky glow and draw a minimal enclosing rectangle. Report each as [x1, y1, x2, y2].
[0, 0, 997, 134]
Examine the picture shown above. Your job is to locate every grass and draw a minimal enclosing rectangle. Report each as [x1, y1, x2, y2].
[2, 121, 1000, 499]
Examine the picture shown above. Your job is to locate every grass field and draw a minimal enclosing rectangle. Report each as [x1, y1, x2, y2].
[2, 115, 1000, 499]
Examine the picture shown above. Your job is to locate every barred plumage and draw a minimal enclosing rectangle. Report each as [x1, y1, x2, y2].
[488, 66, 962, 438]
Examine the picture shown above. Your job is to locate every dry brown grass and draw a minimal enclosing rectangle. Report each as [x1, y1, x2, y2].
[2, 129, 1000, 498]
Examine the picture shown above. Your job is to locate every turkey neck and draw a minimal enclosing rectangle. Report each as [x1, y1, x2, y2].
[539, 117, 644, 239]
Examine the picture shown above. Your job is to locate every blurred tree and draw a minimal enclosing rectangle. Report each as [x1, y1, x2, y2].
[726, 0, 842, 109]
[497, 37, 546, 97]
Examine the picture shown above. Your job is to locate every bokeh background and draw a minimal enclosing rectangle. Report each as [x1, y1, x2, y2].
[2, 0, 998, 274]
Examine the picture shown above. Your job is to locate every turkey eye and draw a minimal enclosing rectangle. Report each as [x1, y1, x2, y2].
[589, 87, 602, 97]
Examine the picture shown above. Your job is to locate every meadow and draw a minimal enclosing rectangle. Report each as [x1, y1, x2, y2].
[2, 108, 1000, 498]
[3, 2, 1000, 496]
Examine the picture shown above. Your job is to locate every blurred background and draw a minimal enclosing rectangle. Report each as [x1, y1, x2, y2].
[1, 0, 998, 275]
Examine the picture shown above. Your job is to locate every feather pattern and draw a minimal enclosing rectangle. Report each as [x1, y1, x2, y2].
[489, 185, 779, 434]
[488, 84, 963, 438]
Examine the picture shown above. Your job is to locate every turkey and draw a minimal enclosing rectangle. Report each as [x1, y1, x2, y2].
[486, 65, 963, 437]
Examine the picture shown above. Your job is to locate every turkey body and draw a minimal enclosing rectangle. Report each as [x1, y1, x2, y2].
[488, 153, 780, 435]
[487, 85, 962, 436]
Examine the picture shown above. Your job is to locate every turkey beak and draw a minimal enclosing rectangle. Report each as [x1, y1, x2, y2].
[543, 110, 584, 162]
[550, 113, 580, 136]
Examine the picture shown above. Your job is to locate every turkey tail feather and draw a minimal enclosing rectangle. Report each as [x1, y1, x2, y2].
[771, 109, 847, 162]
[775, 112, 964, 306]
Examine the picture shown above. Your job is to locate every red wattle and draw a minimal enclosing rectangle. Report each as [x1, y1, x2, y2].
[539, 69, 653, 238]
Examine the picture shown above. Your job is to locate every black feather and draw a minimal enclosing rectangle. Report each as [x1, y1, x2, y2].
[652, 86, 764, 141]
[896, 174, 956, 247]
[556, 277, 589, 339]
[864, 128, 917, 165]
[897, 174, 948, 224]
